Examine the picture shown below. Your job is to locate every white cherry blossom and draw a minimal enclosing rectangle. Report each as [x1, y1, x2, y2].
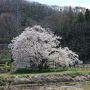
[9, 25, 82, 69]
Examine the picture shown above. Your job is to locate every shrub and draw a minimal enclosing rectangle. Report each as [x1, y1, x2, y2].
[14, 68, 51, 74]
[0, 65, 10, 73]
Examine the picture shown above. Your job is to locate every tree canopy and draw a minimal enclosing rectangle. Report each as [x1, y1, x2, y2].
[9, 25, 81, 69]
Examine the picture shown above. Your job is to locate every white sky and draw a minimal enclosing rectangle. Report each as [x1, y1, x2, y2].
[27, 0, 90, 9]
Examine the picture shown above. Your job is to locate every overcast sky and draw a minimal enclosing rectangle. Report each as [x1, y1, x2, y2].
[27, 0, 90, 9]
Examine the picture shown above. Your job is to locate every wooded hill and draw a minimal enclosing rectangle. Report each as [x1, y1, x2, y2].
[0, 0, 90, 62]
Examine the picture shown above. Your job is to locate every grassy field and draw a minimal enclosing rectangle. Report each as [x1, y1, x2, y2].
[0, 65, 90, 76]
[0, 64, 90, 86]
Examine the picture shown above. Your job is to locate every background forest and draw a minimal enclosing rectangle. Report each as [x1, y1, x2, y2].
[0, 0, 90, 64]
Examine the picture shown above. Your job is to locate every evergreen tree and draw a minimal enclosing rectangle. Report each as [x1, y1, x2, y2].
[85, 9, 90, 22]
[78, 12, 85, 23]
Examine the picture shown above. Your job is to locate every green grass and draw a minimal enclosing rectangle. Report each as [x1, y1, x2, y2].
[0, 62, 89, 77]
[0, 52, 11, 64]
[0, 67, 89, 77]
[0, 64, 89, 76]
[11, 67, 82, 75]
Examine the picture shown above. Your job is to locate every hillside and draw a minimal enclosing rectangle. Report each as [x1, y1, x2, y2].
[0, 0, 90, 62]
